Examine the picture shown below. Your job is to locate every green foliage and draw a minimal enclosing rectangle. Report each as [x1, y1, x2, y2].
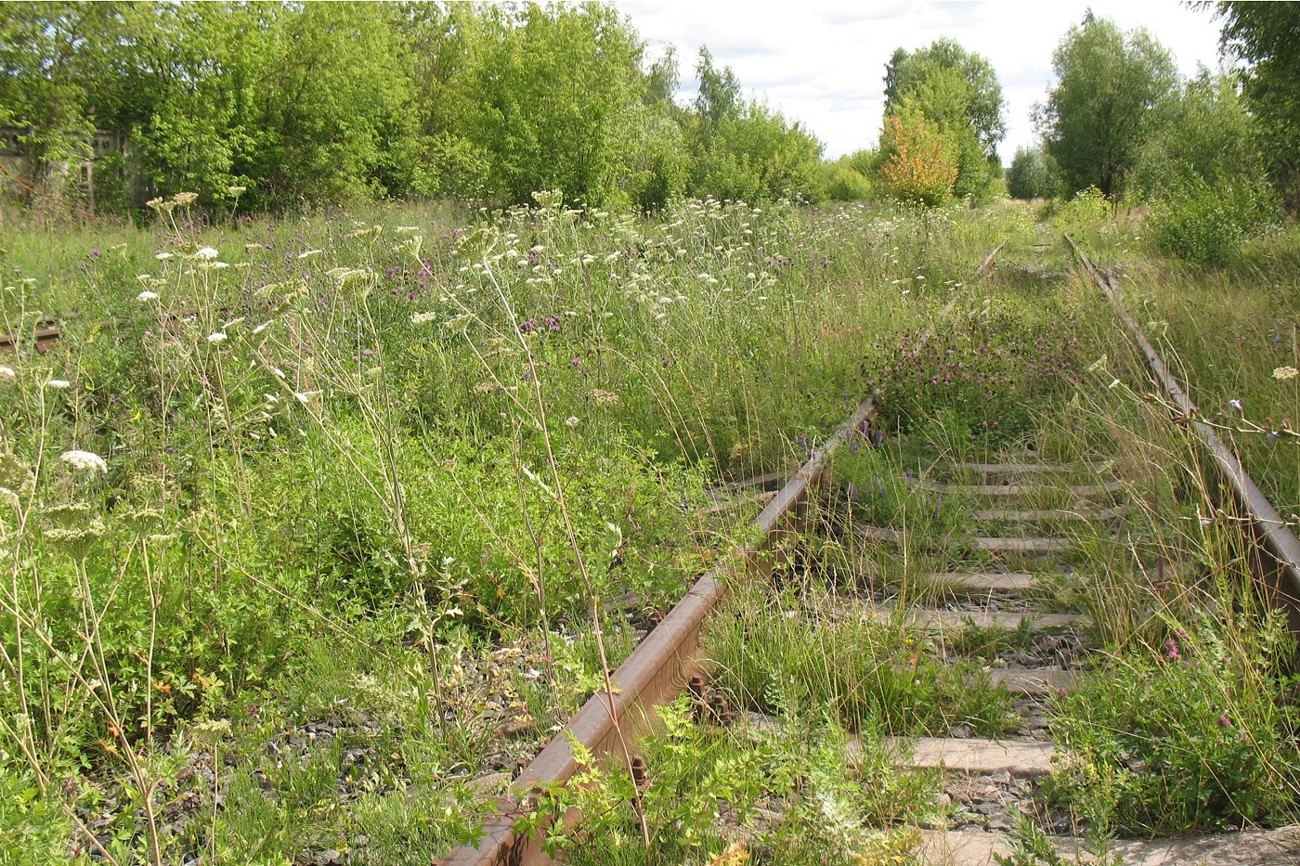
[1215, 2, 1300, 209]
[1133, 70, 1264, 201]
[687, 48, 826, 204]
[530, 695, 932, 864]
[823, 164, 873, 201]
[1046, 616, 1300, 834]
[0, 3, 836, 213]
[1148, 175, 1279, 265]
[690, 104, 825, 204]
[883, 38, 1005, 203]
[883, 39, 1006, 159]
[0, 768, 81, 866]
[452, 3, 645, 207]
[1006, 146, 1058, 200]
[1037, 12, 1177, 199]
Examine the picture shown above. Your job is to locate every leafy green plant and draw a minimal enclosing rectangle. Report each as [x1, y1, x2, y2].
[1045, 615, 1300, 834]
[1148, 176, 1278, 266]
[527, 695, 934, 865]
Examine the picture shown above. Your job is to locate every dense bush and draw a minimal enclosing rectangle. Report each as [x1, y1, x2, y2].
[1148, 177, 1278, 266]
[824, 165, 873, 201]
[0, 3, 826, 213]
[877, 112, 959, 207]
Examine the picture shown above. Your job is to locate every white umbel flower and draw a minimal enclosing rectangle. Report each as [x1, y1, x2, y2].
[46, 379, 71, 390]
[137, 290, 159, 302]
[60, 450, 108, 473]
[195, 247, 219, 260]
[207, 332, 228, 344]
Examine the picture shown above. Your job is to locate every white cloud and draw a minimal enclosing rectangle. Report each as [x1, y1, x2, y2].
[618, 0, 1225, 160]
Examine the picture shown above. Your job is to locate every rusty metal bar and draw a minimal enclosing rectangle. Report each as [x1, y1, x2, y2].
[976, 239, 1007, 277]
[0, 318, 60, 352]
[1066, 236, 1300, 629]
[440, 238, 1006, 865]
[440, 399, 874, 866]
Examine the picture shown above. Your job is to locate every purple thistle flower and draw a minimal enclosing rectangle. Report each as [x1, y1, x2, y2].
[570, 358, 581, 367]
[520, 319, 536, 333]
[1163, 638, 1180, 660]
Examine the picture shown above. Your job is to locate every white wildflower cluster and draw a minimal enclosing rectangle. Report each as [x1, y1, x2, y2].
[60, 450, 107, 473]
[0, 366, 14, 383]
[1274, 366, 1298, 381]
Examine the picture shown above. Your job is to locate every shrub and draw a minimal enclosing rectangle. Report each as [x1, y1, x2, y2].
[1148, 177, 1278, 266]
[824, 165, 873, 201]
[877, 112, 958, 207]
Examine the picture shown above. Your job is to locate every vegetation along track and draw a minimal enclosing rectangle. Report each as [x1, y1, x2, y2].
[444, 239, 1300, 865]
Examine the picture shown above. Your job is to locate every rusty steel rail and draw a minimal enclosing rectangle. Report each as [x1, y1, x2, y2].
[442, 240, 1009, 866]
[975, 239, 1007, 277]
[0, 319, 60, 353]
[1066, 236, 1300, 629]
[441, 399, 874, 866]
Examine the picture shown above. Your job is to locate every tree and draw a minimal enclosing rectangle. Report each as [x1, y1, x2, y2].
[1213, 2, 1300, 208]
[877, 111, 958, 207]
[685, 47, 824, 203]
[693, 47, 741, 126]
[882, 39, 1005, 201]
[1132, 69, 1263, 199]
[453, 3, 646, 206]
[1036, 12, 1177, 199]
[883, 38, 1005, 157]
[1005, 146, 1058, 199]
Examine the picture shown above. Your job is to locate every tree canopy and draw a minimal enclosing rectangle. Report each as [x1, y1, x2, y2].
[0, 1, 824, 212]
[1214, 2, 1300, 208]
[881, 38, 1005, 202]
[1036, 12, 1177, 199]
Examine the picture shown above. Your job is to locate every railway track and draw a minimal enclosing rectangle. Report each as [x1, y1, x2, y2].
[436, 237, 1300, 865]
[0, 317, 59, 353]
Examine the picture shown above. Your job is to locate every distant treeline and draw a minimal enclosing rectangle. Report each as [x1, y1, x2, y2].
[2, 2, 1297, 223]
[0, 2, 827, 213]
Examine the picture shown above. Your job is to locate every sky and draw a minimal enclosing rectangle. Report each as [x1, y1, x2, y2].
[616, 1, 1228, 161]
